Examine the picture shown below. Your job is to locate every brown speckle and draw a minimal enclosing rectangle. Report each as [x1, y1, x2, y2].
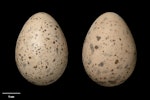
[90, 44, 94, 54]
[50, 25, 53, 27]
[43, 29, 46, 32]
[119, 38, 122, 41]
[50, 72, 53, 75]
[53, 59, 55, 62]
[99, 62, 104, 67]
[46, 38, 50, 40]
[95, 45, 99, 49]
[124, 64, 129, 69]
[115, 59, 119, 64]
[108, 80, 117, 84]
[96, 36, 101, 41]
[29, 56, 31, 59]
[53, 41, 55, 44]
[88, 60, 91, 65]
[125, 50, 128, 53]
[56, 25, 59, 28]
[56, 48, 58, 53]
[45, 66, 48, 69]
[33, 65, 37, 69]
[98, 81, 106, 85]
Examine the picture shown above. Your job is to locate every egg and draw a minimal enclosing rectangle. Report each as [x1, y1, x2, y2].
[15, 12, 68, 86]
[82, 12, 137, 87]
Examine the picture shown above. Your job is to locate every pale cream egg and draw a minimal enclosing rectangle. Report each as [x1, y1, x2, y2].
[15, 12, 68, 86]
[82, 12, 137, 87]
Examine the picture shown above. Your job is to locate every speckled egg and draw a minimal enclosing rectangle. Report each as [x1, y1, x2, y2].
[82, 12, 137, 87]
[15, 12, 68, 86]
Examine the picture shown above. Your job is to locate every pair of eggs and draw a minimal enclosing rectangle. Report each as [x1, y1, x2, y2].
[15, 12, 137, 87]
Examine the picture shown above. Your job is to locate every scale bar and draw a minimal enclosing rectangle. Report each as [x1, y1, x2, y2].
[2, 92, 21, 94]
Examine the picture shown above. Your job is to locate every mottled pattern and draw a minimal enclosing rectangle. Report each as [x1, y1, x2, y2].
[15, 12, 68, 86]
[82, 12, 137, 87]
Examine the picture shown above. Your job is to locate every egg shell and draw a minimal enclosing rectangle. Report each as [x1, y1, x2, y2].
[15, 12, 68, 86]
[82, 12, 137, 87]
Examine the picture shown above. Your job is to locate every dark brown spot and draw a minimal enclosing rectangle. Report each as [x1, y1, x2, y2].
[99, 62, 104, 67]
[29, 56, 31, 59]
[125, 50, 128, 53]
[50, 72, 54, 75]
[33, 65, 37, 69]
[53, 41, 55, 44]
[46, 38, 50, 40]
[27, 61, 30, 64]
[56, 25, 59, 28]
[119, 38, 121, 41]
[111, 69, 114, 72]
[50, 25, 53, 27]
[95, 45, 99, 49]
[108, 80, 117, 84]
[112, 39, 115, 42]
[56, 48, 58, 53]
[60, 62, 63, 65]
[96, 36, 101, 41]
[98, 81, 106, 85]
[90, 44, 94, 53]
[53, 59, 55, 62]
[88, 60, 91, 65]
[115, 59, 119, 64]
[43, 29, 46, 32]
[45, 66, 48, 69]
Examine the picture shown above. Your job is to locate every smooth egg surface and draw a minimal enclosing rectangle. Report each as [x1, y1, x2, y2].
[82, 12, 137, 87]
[15, 12, 68, 86]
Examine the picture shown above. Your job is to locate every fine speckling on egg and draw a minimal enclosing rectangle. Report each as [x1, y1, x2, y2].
[82, 12, 137, 87]
[15, 12, 68, 86]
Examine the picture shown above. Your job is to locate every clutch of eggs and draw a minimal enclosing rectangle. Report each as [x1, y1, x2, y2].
[15, 12, 68, 86]
[82, 12, 137, 87]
